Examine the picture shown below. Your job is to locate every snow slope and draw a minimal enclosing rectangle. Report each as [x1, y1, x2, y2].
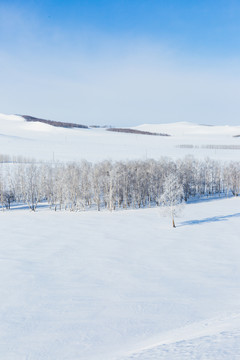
[133, 122, 240, 138]
[0, 113, 240, 162]
[0, 196, 240, 359]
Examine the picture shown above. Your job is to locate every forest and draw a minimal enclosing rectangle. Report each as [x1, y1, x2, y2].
[0, 156, 239, 211]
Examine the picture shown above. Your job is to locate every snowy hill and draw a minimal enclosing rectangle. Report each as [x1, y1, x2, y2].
[0, 113, 240, 162]
[133, 122, 240, 138]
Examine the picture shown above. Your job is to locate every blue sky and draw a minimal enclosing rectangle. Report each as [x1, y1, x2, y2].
[0, 0, 240, 125]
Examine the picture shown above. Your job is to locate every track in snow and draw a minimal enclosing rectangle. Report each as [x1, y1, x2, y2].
[118, 313, 240, 359]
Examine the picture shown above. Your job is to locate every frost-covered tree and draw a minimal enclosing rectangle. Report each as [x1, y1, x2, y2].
[1, 155, 240, 213]
[229, 161, 240, 196]
[160, 173, 184, 228]
[22, 163, 41, 211]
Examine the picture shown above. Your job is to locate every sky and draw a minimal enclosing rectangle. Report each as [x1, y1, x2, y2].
[0, 0, 240, 126]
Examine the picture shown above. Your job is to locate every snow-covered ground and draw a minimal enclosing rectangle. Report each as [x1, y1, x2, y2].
[0, 113, 240, 162]
[0, 196, 240, 359]
[1, 112, 240, 358]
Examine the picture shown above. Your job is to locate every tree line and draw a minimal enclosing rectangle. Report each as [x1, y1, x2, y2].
[0, 156, 239, 211]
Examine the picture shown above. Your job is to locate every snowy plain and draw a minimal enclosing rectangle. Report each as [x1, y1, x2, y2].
[0, 113, 240, 359]
[0, 197, 240, 359]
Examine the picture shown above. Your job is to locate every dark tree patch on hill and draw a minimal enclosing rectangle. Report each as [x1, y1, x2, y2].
[21, 115, 88, 129]
[107, 128, 170, 136]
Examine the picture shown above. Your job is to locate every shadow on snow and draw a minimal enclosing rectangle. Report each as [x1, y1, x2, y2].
[179, 212, 240, 227]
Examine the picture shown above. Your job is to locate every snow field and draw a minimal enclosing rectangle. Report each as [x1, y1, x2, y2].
[0, 196, 240, 359]
[1, 113, 240, 162]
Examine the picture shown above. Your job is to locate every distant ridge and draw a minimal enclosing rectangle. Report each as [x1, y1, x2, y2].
[21, 115, 88, 129]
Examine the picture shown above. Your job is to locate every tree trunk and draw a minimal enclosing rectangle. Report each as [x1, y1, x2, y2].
[172, 217, 176, 228]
